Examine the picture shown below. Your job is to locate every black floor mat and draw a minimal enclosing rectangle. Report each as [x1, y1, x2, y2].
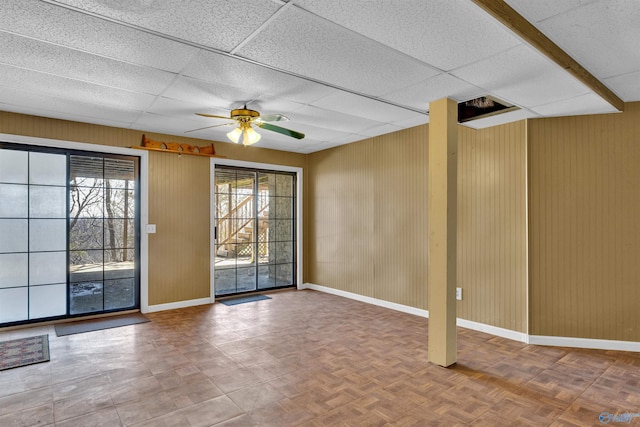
[54, 313, 149, 336]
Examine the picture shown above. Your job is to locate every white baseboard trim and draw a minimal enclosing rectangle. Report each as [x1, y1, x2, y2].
[528, 335, 640, 353]
[456, 318, 528, 343]
[302, 283, 429, 318]
[302, 283, 640, 352]
[146, 297, 212, 313]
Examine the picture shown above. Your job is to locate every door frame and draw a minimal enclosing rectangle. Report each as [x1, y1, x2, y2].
[210, 158, 303, 302]
[0, 133, 150, 313]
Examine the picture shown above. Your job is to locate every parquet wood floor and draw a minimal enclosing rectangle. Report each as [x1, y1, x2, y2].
[1, 289, 639, 426]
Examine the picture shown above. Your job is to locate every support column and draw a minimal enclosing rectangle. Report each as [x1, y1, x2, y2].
[427, 97, 458, 367]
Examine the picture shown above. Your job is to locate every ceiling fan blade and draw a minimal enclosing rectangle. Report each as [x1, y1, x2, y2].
[256, 122, 305, 139]
[259, 113, 289, 122]
[196, 113, 231, 119]
[185, 122, 234, 133]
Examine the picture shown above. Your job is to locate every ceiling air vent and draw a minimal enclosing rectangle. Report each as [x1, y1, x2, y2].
[458, 96, 519, 123]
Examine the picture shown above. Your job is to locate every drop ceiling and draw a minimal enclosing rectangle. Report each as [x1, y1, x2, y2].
[0, 0, 637, 154]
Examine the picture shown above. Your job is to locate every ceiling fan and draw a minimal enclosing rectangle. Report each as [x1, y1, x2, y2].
[187, 105, 305, 146]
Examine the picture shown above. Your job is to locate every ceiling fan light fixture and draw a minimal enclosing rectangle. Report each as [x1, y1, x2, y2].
[193, 105, 303, 144]
[226, 127, 243, 144]
[243, 126, 261, 146]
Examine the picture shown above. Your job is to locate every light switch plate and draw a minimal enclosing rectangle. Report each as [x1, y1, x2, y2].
[456, 287, 462, 300]
[146, 224, 156, 234]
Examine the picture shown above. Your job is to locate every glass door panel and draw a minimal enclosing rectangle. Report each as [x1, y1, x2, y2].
[0, 149, 66, 324]
[214, 169, 257, 295]
[260, 172, 295, 289]
[69, 155, 137, 314]
[214, 166, 296, 297]
[29, 152, 68, 320]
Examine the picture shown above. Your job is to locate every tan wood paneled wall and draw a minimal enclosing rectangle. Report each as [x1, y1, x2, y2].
[457, 122, 528, 333]
[307, 121, 528, 329]
[528, 102, 640, 341]
[0, 112, 306, 305]
[307, 126, 429, 308]
[11, 102, 640, 341]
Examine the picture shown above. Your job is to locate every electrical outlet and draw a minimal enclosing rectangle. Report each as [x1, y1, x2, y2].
[456, 287, 462, 300]
[146, 224, 156, 234]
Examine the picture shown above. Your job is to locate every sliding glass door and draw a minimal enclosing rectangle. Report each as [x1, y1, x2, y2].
[0, 143, 139, 327]
[69, 155, 138, 314]
[213, 166, 296, 296]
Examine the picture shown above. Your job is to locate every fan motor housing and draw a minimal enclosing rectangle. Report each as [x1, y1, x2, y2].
[230, 108, 260, 121]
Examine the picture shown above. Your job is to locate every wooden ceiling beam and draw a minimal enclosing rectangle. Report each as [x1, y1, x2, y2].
[472, 0, 624, 112]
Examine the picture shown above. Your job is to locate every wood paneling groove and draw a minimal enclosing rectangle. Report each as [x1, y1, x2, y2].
[307, 126, 429, 308]
[529, 102, 640, 341]
[457, 121, 527, 333]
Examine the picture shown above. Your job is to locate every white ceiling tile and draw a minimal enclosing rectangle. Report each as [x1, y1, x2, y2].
[391, 115, 430, 129]
[0, 32, 176, 94]
[145, 97, 229, 124]
[162, 77, 259, 109]
[293, 105, 383, 134]
[313, 92, 418, 123]
[250, 138, 297, 152]
[174, 125, 233, 143]
[183, 50, 336, 104]
[294, 138, 325, 147]
[505, 0, 597, 23]
[382, 73, 485, 111]
[54, 0, 282, 52]
[358, 123, 404, 138]
[195, 126, 236, 140]
[0, 64, 156, 111]
[452, 45, 589, 107]
[0, 0, 198, 73]
[489, 75, 589, 110]
[285, 146, 316, 154]
[256, 130, 306, 147]
[326, 133, 369, 145]
[275, 122, 347, 143]
[255, 143, 299, 152]
[0, 102, 132, 130]
[236, 6, 440, 97]
[0, 86, 141, 124]
[604, 71, 640, 102]
[244, 97, 307, 120]
[295, 0, 521, 71]
[532, 1, 640, 78]
[132, 112, 229, 138]
[255, 127, 304, 145]
[461, 108, 539, 129]
[302, 141, 347, 153]
[530, 93, 619, 117]
[299, 142, 328, 152]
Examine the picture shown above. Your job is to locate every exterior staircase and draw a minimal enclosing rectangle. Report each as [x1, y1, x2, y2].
[216, 189, 269, 259]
